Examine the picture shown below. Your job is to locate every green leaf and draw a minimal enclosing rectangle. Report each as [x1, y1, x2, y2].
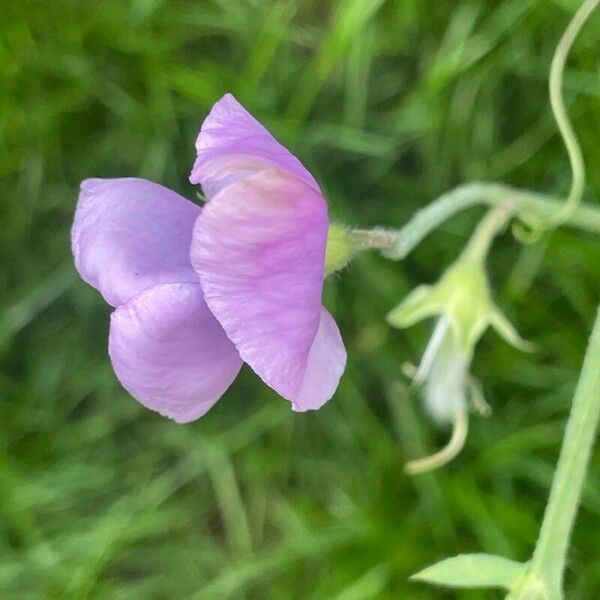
[410, 554, 526, 589]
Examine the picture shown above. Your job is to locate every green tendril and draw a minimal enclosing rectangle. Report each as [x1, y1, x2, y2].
[546, 0, 598, 228]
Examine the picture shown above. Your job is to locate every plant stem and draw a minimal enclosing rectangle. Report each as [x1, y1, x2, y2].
[369, 182, 600, 260]
[461, 205, 513, 264]
[529, 306, 600, 594]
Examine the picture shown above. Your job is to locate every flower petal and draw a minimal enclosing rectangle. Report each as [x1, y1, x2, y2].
[424, 329, 468, 424]
[72, 178, 200, 307]
[108, 283, 242, 423]
[191, 169, 342, 406]
[291, 308, 347, 411]
[190, 93, 319, 197]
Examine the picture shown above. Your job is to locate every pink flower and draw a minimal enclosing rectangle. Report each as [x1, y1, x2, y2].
[72, 94, 346, 422]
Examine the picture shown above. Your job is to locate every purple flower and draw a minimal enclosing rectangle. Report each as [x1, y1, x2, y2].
[72, 94, 346, 422]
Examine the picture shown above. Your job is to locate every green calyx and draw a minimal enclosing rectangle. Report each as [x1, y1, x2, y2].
[324, 224, 357, 276]
[324, 223, 399, 276]
[387, 253, 532, 358]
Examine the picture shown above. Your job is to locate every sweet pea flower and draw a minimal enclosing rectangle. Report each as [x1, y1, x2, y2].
[72, 94, 346, 423]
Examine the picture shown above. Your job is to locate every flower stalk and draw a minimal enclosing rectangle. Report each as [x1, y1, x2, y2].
[461, 203, 514, 264]
[346, 183, 600, 264]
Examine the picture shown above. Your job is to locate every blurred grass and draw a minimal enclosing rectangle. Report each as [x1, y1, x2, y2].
[1, 0, 600, 598]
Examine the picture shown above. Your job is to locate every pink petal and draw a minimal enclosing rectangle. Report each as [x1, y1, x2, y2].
[291, 308, 347, 412]
[108, 283, 242, 423]
[72, 178, 200, 307]
[189, 93, 319, 197]
[191, 169, 345, 409]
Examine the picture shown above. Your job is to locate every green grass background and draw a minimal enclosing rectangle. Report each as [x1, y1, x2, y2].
[1, 0, 600, 598]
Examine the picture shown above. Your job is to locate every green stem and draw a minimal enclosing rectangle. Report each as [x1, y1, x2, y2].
[529, 306, 600, 594]
[461, 205, 513, 264]
[369, 182, 600, 260]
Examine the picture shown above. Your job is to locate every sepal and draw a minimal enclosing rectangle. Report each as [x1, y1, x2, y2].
[387, 285, 439, 328]
[324, 224, 358, 276]
[490, 308, 536, 352]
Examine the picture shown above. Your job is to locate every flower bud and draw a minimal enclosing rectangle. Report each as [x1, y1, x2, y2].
[387, 208, 531, 472]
